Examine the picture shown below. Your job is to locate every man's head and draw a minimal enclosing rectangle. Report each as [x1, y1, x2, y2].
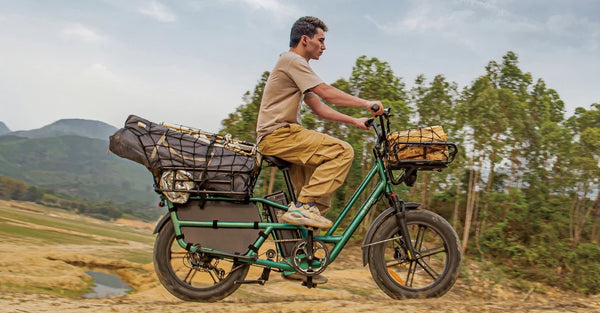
[289, 16, 328, 60]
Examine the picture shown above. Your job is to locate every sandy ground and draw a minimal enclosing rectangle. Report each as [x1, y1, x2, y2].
[2, 244, 599, 313]
[1, 202, 599, 313]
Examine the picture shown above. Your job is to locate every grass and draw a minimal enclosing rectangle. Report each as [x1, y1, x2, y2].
[0, 199, 158, 296]
[0, 199, 155, 263]
[0, 202, 154, 245]
[0, 283, 90, 298]
[0, 221, 110, 245]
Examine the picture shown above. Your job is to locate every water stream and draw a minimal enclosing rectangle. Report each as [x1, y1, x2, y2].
[84, 271, 132, 298]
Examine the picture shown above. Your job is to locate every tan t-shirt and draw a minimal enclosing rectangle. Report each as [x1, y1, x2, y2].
[256, 51, 323, 141]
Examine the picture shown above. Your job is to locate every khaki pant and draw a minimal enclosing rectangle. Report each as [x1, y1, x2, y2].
[258, 124, 354, 216]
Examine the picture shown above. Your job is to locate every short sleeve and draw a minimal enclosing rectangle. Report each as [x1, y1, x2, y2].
[286, 57, 323, 93]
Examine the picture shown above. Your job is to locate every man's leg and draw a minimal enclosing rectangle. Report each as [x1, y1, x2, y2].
[258, 124, 353, 228]
[258, 125, 353, 204]
[294, 134, 353, 206]
[289, 164, 332, 216]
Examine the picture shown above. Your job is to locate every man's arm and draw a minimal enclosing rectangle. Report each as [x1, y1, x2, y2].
[304, 95, 370, 130]
[310, 83, 382, 116]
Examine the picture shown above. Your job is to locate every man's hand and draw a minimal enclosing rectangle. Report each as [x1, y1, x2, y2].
[353, 117, 371, 130]
[366, 100, 384, 116]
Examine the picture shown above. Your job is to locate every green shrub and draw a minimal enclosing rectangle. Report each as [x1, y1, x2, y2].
[564, 243, 600, 294]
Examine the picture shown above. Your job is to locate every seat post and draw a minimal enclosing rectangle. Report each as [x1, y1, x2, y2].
[263, 155, 298, 204]
[281, 167, 297, 204]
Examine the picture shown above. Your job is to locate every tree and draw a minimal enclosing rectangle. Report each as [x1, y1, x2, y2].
[566, 103, 600, 245]
[24, 186, 44, 202]
[410, 74, 459, 212]
[455, 51, 532, 254]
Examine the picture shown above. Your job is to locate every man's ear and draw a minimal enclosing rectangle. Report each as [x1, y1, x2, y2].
[300, 35, 309, 46]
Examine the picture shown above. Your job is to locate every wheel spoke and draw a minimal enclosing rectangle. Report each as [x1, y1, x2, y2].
[413, 225, 426, 251]
[386, 258, 410, 267]
[207, 270, 218, 284]
[405, 260, 417, 287]
[416, 258, 440, 280]
[183, 268, 198, 285]
[418, 245, 446, 258]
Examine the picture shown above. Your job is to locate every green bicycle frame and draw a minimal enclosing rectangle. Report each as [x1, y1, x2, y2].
[166, 157, 392, 272]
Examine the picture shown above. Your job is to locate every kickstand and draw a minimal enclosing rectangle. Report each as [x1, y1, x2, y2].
[302, 227, 317, 289]
[303, 276, 316, 289]
[259, 267, 271, 285]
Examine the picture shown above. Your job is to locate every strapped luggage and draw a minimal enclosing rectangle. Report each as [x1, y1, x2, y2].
[109, 115, 260, 202]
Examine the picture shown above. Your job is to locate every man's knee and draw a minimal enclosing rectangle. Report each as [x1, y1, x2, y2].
[340, 141, 354, 161]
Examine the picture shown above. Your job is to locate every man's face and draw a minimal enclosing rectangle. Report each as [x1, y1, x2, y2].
[305, 28, 326, 60]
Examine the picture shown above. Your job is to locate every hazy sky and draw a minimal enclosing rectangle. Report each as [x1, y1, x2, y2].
[1, 0, 599, 133]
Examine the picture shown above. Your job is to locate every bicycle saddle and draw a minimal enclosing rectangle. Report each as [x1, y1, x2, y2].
[262, 155, 292, 169]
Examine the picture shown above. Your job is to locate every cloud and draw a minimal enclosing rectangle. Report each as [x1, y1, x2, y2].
[546, 14, 600, 51]
[60, 23, 107, 43]
[139, 1, 177, 22]
[218, 0, 299, 17]
[84, 63, 123, 83]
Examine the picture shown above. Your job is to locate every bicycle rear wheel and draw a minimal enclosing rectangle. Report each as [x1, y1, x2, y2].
[153, 219, 249, 302]
[368, 209, 461, 299]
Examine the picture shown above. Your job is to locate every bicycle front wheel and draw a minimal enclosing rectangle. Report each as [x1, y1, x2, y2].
[367, 209, 462, 299]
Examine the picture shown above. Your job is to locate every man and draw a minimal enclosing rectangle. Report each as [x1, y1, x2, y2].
[257, 16, 382, 230]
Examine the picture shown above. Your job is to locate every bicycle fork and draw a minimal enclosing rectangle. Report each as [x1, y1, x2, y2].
[389, 193, 418, 261]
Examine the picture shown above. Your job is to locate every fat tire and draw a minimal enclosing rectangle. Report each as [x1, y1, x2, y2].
[368, 209, 461, 299]
[153, 219, 249, 302]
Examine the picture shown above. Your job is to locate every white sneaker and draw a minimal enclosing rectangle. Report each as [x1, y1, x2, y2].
[282, 202, 333, 229]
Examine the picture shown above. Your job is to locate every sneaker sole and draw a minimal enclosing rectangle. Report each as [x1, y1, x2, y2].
[281, 214, 332, 229]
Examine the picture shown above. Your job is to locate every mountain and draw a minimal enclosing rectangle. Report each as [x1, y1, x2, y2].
[9, 119, 118, 140]
[0, 134, 156, 206]
[0, 122, 10, 136]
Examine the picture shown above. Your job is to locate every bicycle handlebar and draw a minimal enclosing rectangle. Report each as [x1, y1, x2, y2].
[364, 103, 381, 128]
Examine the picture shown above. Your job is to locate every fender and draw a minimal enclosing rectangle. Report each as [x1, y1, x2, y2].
[153, 214, 171, 234]
[361, 202, 420, 266]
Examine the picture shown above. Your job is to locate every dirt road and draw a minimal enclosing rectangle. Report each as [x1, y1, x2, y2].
[2, 278, 598, 313]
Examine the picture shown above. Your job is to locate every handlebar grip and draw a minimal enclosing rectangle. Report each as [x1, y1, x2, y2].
[371, 104, 380, 112]
[365, 118, 374, 128]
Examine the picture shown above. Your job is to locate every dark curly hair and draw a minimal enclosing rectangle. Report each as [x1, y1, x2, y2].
[289, 16, 328, 48]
